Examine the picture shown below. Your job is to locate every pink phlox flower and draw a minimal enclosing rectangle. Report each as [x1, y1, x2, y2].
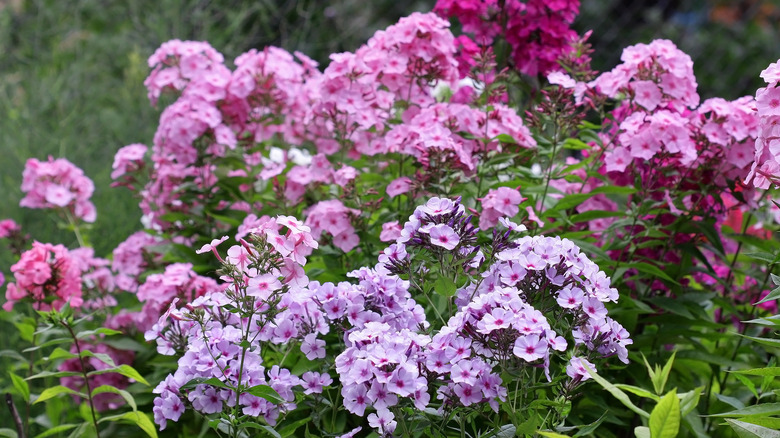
[513, 333, 547, 362]
[300, 333, 327, 360]
[426, 223, 460, 250]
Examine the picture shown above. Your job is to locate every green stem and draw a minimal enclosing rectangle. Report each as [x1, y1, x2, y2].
[64, 210, 86, 248]
[62, 321, 100, 438]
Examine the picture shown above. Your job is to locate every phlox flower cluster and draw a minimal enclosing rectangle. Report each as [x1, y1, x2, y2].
[310, 266, 427, 334]
[69, 247, 116, 310]
[110, 231, 163, 292]
[19, 157, 97, 223]
[336, 323, 431, 436]
[4, 241, 83, 311]
[318, 197, 629, 435]
[149, 215, 330, 431]
[304, 200, 361, 252]
[479, 186, 524, 229]
[117, 11, 535, 256]
[747, 59, 780, 189]
[434, 0, 581, 77]
[132, 262, 221, 333]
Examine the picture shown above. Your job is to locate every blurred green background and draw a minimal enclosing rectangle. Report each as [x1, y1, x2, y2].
[0, 0, 778, 268]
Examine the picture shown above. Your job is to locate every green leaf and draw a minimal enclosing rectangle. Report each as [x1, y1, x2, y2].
[679, 386, 704, 417]
[649, 391, 680, 438]
[433, 275, 457, 297]
[634, 426, 650, 438]
[572, 412, 608, 437]
[80, 350, 116, 367]
[741, 335, 780, 349]
[98, 412, 158, 438]
[624, 262, 678, 284]
[47, 347, 78, 361]
[76, 328, 123, 339]
[181, 377, 232, 391]
[613, 384, 660, 402]
[0, 429, 17, 438]
[724, 419, 780, 438]
[537, 432, 570, 438]
[584, 364, 650, 418]
[32, 424, 80, 438]
[755, 286, 780, 305]
[657, 351, 676, 396]
[278, 417, 312, 437]
[731, 368, 780, 377]
[707, 403, 780, 417]
[26, 370, 82, 380]
[9, 372, 30, 402]
[732, 374, 759, 400]
[88, 364, 149, 386]
[13, 321, 35, 342]
[34, 385, 86, 404]
[91, 385, 137, 411]
[245, 384, 284, 404]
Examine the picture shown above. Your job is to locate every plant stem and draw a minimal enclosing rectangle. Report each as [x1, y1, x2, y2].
[62, 321, 101, 438]
[4, 393, 25, 438]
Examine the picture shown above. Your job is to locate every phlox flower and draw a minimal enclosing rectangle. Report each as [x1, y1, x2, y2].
[513, 334, 547, 362]
[301, 371, 332, 395]
[386, 177, 412, 198]
[300, 333, 326, 360]
[426, 223, 460, 250]
[566, 356, 595, 381]
[367, 408, 397, 435]
[195, 236, 228, 256]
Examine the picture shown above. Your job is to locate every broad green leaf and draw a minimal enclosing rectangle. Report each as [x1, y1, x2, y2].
[0, 429, 18, 438]
[88, 364, 149, 386]
[76, 328, 122, 339]
[434, 275, 457, 297]
[584, 364, 649, 418]
[657, 351, 676, 396]
[98, 412, 158, 438]
[634, 426, 650, 438]
[613, 384, 660, 401]
[33, 424, 80, 438]
[649, 391, 680, 438]
[13, 321, 35, 342]
[708, 403, 780, 417]
[481, 425, 516, 438]
[724, 419, 780, 438]
[91, 385, 137, 411]
[26, 370, 81, 380]
[65, 422, 88, 438]
[741, 335, 780, 349]
[737, 417, 780, 430]
[80, 350, 116, 367]
[245, 384, 284, 404]
[731, 368, 780, 377]
[625, 262, 678, 284]
[47, 347, 78, 361]
[679, 387, 704, 417]
[572, 412, 608, 437]
[732, 374, 759, 400]
[181, 377, 232, 391]
[755, 286, 780, 305]
[537, 432, 570, 438]
[279, 417, 312, 437]
[34, 385, 85, 404]
[9, 372, 29, 402]
[22, 337, 72, 352]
